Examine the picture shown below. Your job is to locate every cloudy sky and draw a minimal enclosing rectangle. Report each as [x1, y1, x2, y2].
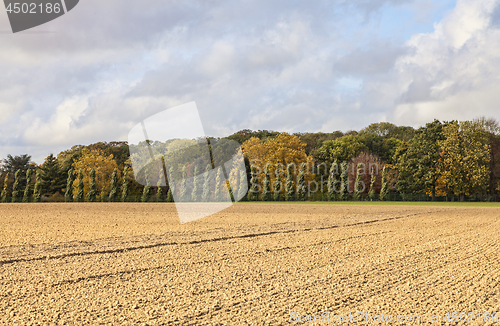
[1, 0, 499, 163]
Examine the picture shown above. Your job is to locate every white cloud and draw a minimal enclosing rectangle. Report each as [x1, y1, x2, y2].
[390, 0, 500, 126]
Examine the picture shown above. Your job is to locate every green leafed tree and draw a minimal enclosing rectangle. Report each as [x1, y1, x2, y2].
[439, 120, 491, 201]
[65, 168, 75, 202]
[316, 135, 368, 163]
[87, 168, 97, 202]
[75, 169, 84, 202]
[395, 120, 445, 201]
[12, 169, 21, 203]
[285, 163, 295, 201]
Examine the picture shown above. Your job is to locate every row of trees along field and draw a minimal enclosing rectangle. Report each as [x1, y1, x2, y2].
[1, 117, 499, 202]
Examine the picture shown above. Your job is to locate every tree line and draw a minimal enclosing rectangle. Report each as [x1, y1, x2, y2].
[1, 117, 499, 203]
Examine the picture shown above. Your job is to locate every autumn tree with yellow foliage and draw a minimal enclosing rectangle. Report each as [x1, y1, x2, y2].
[71, 148, 118, 198]
[241, 133, 314, 197]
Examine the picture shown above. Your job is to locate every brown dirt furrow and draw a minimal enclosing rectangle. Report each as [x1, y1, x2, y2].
[0, 203, 499, 325]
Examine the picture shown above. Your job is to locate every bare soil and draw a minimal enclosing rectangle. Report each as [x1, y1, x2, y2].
[0, 203, 499, 325]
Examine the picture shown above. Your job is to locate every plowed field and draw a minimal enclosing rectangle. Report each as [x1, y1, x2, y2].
[0, 203, 499, 325]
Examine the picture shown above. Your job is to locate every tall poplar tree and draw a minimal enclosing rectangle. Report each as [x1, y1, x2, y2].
[191, 166, 200, 201]
[202, 164, 211, 202]
[1, 173, 9, 203]
[380, 167, 388, 201]
[340, 162, 349, 201]
[353, 163, 363, 201]
[75, 169, 84, 202]
[248, 164, 260, 201]
[121, 167, 129, 202]
[273, 167, 282, 201]
[285, 163, 295, 201]
[296, 163, 306, 201]
[214, 168, 223, 202]
[87, 168, 97, 202]
[108, 168, 118, 202]
[262, 164, 271, 201]
[328, 160, 338, 201]
[65, 168, 74, 202]
[11, 169, 21, 203]
[238, 169, 247, 201]
[368, 171, 376, 201]
[167, 167, 175, 203]
[22, 168, 32, 203]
